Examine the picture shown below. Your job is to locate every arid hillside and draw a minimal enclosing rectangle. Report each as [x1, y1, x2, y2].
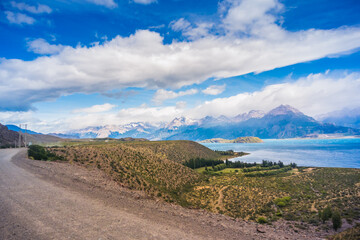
[48, 141, 219, 202]
[0, 124, 19, 148]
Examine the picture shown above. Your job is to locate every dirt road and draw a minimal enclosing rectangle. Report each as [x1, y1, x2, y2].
[0, 149, 323, 240]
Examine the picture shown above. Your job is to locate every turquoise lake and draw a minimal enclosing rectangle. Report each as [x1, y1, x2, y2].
[202, 138, 360, 168]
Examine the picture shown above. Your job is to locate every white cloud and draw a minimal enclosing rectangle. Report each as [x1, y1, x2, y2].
[1, 0, 360, 111]
[188, 72, 360, 118]
[170, 18, 213, 40]
[5, 11, 35, 25]
[221, 0, 283, 35]
[3, 71, 360, 133]
[202, 84, 226, 95]
[133, 0, 157, 5]
[176, 101, 187, 109]
[170, 18, 191, 32]
[27, 39, 65, 55]
[152, 89, 198, 104]
[87, 0, 118, 8]
[116, 105, 181, 123]
[72, 103, 116, 114]
[10, 1, 52, 14]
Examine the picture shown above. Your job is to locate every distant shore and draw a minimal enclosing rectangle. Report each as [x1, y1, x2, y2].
[273, 135, 360, 140]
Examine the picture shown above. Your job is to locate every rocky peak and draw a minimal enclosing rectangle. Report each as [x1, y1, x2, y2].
[166, 117, 197, 130]
[267, 105, 302, 116]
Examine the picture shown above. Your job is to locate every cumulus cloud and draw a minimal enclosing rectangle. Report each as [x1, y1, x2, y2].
[188, 72, 360, 118]
[202, 84, 226, 95]
[5, 11, 35, 25]
[1, 0, 360, 111]
[221, 0, 283, 34]
[152, 89, 198, 104]
[72, 103, 116, 114]
[87, 0, 118, 8]
[132, 0, 157, 5]
[3, 71, 360, 133]
[27, 39, 65, 55]
[10, 1, 52, 14]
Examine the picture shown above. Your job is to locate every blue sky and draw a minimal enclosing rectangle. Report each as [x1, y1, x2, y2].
[1, 0, 360, 133]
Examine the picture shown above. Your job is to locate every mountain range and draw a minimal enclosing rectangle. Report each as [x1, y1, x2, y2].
[45, 105, 360, 141]
[317, 107, 360, 129]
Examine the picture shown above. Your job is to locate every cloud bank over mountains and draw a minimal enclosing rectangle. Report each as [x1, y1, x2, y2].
[1, 0, 360, 111]
[2, 71, 360, 133]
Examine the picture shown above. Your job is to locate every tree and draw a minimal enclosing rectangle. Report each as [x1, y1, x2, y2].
[278, 161, 284, 168]
[332, 210, 342, 231]
[320, 206, 332, 223]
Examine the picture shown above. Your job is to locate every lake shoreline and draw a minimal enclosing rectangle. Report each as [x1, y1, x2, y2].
[202, 138, 360, 168]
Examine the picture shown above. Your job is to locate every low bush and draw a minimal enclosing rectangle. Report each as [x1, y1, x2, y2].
[274, 196, 291, 207]
[319, 206, 333, 223]
[332, 210, 342, 231]
[28, 145, 63, 161]
[257, 217, 268, 224]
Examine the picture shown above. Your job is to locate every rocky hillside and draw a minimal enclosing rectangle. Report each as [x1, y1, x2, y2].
[0, 123, 19, 147]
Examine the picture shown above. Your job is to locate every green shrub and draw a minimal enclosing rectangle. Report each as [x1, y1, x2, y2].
[332, 210, 342, 231]
[257, 217, 268, 224]
[28, 145, 63, 161]
[274, 196, 291, 207]
[276, 201, 286, 207]
[320, 206, 332, 223]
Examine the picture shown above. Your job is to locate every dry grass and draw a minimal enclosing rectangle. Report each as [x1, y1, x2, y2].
[48, 142, 209, 203]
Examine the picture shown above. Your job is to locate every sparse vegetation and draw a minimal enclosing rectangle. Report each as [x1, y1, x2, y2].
[329, 223, 360, 240]
[184, 167, 360, 225]
[47, 141, 212, 204]
[42, 140, 359, 237]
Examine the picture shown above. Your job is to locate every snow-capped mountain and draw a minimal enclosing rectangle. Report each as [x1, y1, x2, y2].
[165, 117, 198, 130]
[54, 122, 157, 139]
[233, 110, 265, 122]
[266, 104, 302, 116]
[52, 105, 360, 140]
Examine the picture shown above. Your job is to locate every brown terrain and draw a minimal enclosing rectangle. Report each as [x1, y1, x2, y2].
[0, 124, 19, 147]
[0, 123, 62, 147]
[0, 148, 328, 240]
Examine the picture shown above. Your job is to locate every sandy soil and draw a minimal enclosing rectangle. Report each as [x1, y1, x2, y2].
[0, 148, 326, 240]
